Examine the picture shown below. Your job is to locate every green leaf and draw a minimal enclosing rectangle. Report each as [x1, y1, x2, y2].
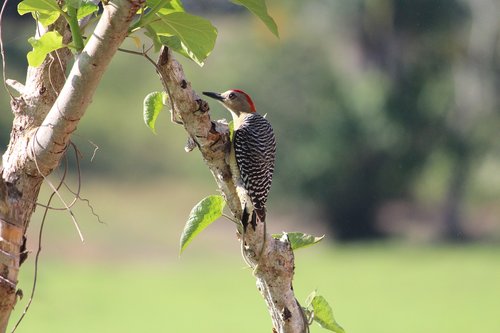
[27, 31, 64, 67]
[132, 0, 185, 31]
[143, 91, 166, 134]
[309, 293, 345, 333]
[146, 0, 184, 14]
[36, 11, 61, 26]
[148, 11, 217, 66]
[180, 195, 226, 254]
[65, 0, 82, 9]
[18, 0, 62, 26]
[144, 26, 163, 52]
[158, 35, 191, 59]
[272, 232, 324, 250]
[228, 121, 234, 142]
[18, 0, 61, 14]
[231, 0, 279, 37]
[77, 0, 99, 19]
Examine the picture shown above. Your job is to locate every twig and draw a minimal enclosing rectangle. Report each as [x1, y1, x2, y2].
[117, 46, 182, 124]
[10, 151, 70, 333]
[30, 127, 85, 243]
[88, 140, 99, 162]
[64, 142, 105, 224]
[222, 212, 239, 225]
[155, 47, 308, 333]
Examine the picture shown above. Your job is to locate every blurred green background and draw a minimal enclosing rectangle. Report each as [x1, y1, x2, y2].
[1, 0, 500, 332]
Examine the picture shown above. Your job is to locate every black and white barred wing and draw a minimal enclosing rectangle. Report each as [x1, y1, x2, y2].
[234, 113, 276, 221]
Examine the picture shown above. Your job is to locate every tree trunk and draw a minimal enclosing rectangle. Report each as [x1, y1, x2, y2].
[0, 1, 141, 331]
[442, 141, 471, 241]
[1, 4, 307, 332]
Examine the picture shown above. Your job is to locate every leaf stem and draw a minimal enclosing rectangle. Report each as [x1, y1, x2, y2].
[129, 0, 170, 32]
[222, 213, 240, 225]
[66, 6, 84, 52]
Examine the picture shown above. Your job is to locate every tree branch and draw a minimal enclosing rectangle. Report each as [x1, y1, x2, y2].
[0, 17, 72, 333]
[156, 47, 308, 333]
[0, 1, 142, 331]
[31, 0, 144, 176]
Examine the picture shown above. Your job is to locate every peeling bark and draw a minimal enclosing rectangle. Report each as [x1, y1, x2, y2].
[0, 1, 141, 331]
[1, 4, 307, 331]
[0, 18, 72, 332]
[156, 47, 308, 333]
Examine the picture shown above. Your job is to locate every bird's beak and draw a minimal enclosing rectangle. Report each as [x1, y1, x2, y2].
[202, 91, 224, 101]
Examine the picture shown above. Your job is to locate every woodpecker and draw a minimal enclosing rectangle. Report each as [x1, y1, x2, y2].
[203, 89, 276, 227]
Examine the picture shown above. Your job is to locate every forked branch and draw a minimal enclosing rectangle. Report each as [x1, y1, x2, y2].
[0, 1, 142, 331]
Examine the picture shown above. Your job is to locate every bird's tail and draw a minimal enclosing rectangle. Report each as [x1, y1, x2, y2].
[241, 204, 266, 231]
[241, 204, 267, 263]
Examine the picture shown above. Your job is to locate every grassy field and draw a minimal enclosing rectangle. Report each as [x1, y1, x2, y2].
[3, 7, 500, 333]
[9, 243, 500, 333]
[5, 179, 500, 333]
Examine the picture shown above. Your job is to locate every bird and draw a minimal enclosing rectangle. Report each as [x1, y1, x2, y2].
[203, 89, 276, 229]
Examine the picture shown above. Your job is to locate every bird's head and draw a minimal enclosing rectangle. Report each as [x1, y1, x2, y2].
[203, 89, 256, 116]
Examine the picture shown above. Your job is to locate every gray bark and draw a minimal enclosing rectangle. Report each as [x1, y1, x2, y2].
[156, 48, 308, 333]
[1, 3, 307, 332]
[0, 1, 141, 331]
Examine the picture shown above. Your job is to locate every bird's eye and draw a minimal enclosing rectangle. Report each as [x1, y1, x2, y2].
[228, 92, 236, 100]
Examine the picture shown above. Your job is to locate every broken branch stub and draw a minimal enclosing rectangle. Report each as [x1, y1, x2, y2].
[155, 47, 307, 333]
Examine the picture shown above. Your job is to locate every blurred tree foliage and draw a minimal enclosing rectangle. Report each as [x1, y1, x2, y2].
[2, 0, 499, 240]
[0, 10, 31, 145]
[232, 0, 499, 240]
